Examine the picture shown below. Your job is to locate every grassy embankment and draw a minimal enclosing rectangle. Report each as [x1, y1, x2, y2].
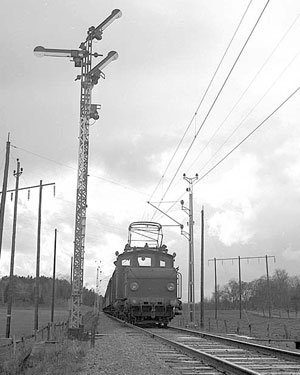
[0, 306, 69, 338]
[172, 308, 300, 350]
[0, 306, 95, 375]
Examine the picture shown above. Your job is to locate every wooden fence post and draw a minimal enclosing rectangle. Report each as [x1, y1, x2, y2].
[13, 335, 16, 358]
[284, 324, 289, 339]
[224, 320, 228, 334]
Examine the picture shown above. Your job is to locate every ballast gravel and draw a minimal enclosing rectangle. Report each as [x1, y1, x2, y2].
[78, 313, 182, 375]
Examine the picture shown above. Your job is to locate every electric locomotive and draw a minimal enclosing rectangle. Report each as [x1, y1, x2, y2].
[103, 221, 182, 326]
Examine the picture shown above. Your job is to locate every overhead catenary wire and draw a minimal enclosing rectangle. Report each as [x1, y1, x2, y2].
[148, 0, 254, 210]
[195, 84, 300, 185]
[10, 144, 149, 197]
[157, 83, 300, 220]
[196, 48, 300, 177]
[155, 0, 271, 208]
[186, 9, 300, 173]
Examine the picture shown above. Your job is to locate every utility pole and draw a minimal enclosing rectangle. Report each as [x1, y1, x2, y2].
[265, 254, 272, 318]
[33, 180, 55, 331]
[200, 206, 204, 329]
[181, 173, 198, 325]
[2, 178, 55, 332]
[214, 257, 218, 320]
[34, 180, 42, 331]
[238, 256, 242, 319]
[51, 228, 57, 323]
[94, 261, 101, 313]
[6, 159, 23, 338]
[208, 255, 275, 320]
[0, 135, 10, 259]
[34, 9, 121, 335]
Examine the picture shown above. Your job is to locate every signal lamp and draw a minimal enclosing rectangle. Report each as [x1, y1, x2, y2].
[73, 57, 82, 68]
[90, 70, 102, 85]
[88, 51, 118, 85]
[90, 104, 100, 120]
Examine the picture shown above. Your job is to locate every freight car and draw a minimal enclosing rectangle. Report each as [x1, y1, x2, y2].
[103, 221, 182, 326]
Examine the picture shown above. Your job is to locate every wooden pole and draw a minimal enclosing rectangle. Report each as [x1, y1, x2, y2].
[51, 228, 57, 323]
[200, 206, 204, 329]
[238, 256, 242, 319]
[6, 159, 22, 338]
[0, 135, 10, 259]
[266, 255, 271, 318]
[34, 180, 43, 331]
[214, 257, 218, 320]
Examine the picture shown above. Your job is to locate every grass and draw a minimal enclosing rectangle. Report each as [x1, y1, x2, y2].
[0, 306, 96, 375]
[0, 339, 88, 375]
[172, 308, 300, 350]
[0, 307, 69, 338]
[24, 340, 87, 375]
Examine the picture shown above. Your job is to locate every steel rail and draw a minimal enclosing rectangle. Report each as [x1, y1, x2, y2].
[169, 326, 300, 362]
[108, 315, 260, 374]
[140, 328, 261, 375]
[107, 314, 300, 374]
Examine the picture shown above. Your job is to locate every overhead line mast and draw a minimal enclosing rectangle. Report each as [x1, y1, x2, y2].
[34, 9, 122, 333]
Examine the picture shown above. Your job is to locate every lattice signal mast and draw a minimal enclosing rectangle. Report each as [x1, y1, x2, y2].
[34, 9, 122, 330]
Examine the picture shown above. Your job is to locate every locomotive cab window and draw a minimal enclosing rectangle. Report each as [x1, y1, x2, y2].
[138, 256, 152, 267]
[121, 258, 131, 266]
[160, 256, 172, 268]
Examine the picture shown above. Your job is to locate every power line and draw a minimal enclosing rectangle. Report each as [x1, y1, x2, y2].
[157, 0, 270, 206]
[196, 48, 300, 177]
[148, 0, 254, 208]
[195, 84, 300, 184]
[10, 144, 148, 196]
[186, 9, 300, 173]
[160, 84, 300, 217]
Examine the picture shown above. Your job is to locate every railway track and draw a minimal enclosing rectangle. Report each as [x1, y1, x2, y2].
[108, 315, 300, 374]
[144, 326, 300, 374]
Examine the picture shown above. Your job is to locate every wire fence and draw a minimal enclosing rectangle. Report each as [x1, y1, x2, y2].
[174, 311, 300, 350]
[0, 321, 67, 369]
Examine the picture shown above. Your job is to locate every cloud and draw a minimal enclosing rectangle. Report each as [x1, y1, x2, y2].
[2, 0, 300, 301]
[90, 130, 180, 188]
[282, 245, 300, 261]
[208, 209, 254, 246]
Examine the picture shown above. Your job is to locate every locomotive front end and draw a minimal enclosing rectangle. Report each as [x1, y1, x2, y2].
[124, 253, 181, 325]
[103, 222, 182, 326]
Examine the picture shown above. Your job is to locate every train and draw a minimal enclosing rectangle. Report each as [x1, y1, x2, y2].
[102, 221, 182, 326]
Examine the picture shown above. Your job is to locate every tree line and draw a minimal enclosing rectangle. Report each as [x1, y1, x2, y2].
[207, 269, 300, 315]
[0, 275, 97, 307]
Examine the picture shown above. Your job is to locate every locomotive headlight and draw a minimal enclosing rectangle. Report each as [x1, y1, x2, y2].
[130, 282, 139, 291]
[167, 282, 175, 291]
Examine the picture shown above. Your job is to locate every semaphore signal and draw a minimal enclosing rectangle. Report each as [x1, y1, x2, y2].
[33, 9, 121, 336]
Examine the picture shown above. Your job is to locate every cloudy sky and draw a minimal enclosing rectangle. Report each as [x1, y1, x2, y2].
[1, 0, 300, 301]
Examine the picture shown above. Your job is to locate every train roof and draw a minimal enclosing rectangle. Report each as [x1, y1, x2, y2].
[113, 221, 177, 266]
[127, 221, 163, 248]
